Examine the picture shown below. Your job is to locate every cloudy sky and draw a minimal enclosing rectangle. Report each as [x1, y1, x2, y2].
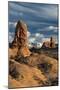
[8, 2, 58, 44]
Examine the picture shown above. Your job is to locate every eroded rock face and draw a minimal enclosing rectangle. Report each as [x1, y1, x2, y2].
[9, 20, 58, 88]
[9, 54, 58, 88]
[42, 37, 55, 48]
[50, 37, 55, 48]
[11, 20, 31, 57]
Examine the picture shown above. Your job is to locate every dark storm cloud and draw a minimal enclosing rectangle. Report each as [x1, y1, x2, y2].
[8, 2, 58, 43]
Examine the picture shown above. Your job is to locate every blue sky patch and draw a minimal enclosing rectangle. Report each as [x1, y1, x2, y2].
[8, 2, 58, 44]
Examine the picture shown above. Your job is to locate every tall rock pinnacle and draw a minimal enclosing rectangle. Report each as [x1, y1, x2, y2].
[50, 37, 55, 48]
[12, 20, 31, 57]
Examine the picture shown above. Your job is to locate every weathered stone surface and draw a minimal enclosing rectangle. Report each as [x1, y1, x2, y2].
[50, 37, 55, 48]
[9, 59, 48, 88]
[42, 37, 55, 48]
[9, 20, 58, 88]
[11, 20, 31, 57]
[9, 53, 58, 88]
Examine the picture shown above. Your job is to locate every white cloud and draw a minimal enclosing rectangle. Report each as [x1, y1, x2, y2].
[35, 33, 40, 37]
[48, 26, 58, 33]
[37, 26, 58, 33]
[9, 22, 17, 27]
[35, 33, 44, 43]
[35, 33, 44, 38]
[48, 26, 57, 30]
[49, 26, 54, 30]
[28, 32, 44, 44]
[27, 31, 31, 37]
[29, 37, 35, 43]
[9, 32, 15, 43]
[44, 26, 58, 32]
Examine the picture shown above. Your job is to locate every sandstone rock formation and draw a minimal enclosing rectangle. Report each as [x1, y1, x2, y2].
[50, 37, 55, 48]
[42, 37, 55, 48]
[9, 20, 58, 88]
[9, 54, 58, 88]
[11, 20, 31, 57]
